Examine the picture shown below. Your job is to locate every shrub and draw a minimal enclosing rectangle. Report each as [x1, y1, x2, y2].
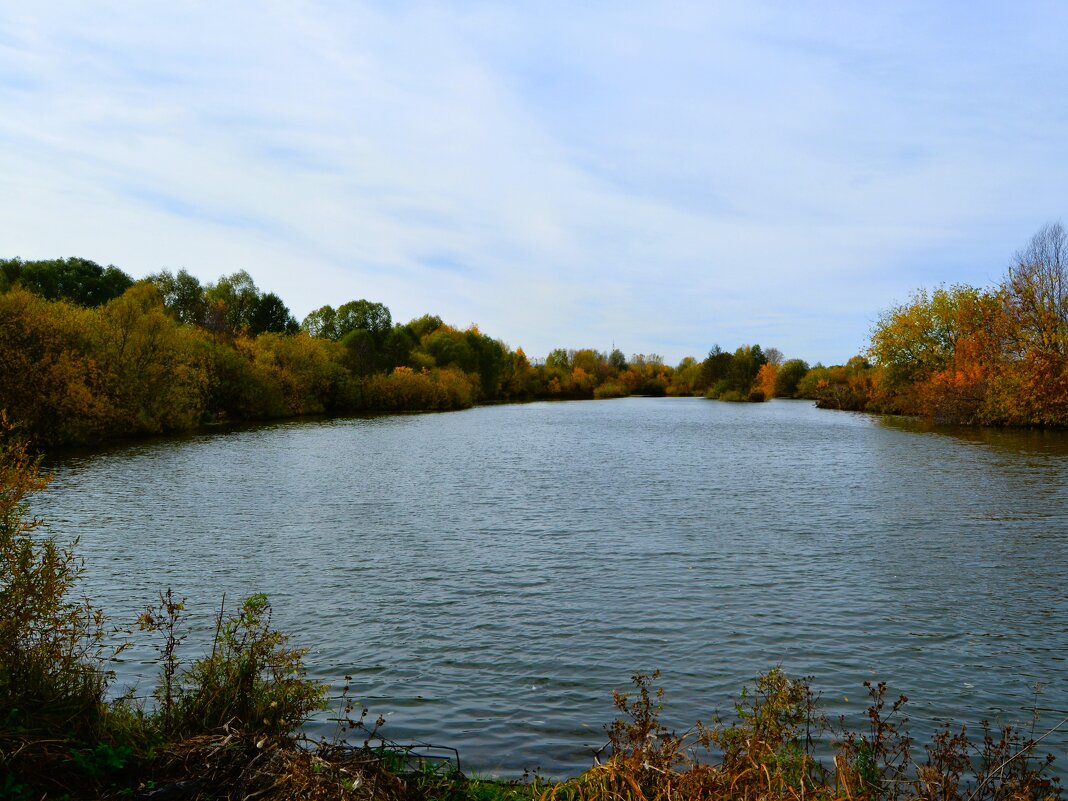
[0, 412, 107, 740]
[167, 593, 327, 739]
[593, 382, 628, 400]
[701, 667, 826, 792]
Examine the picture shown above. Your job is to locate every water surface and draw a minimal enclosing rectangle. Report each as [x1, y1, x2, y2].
[37, 398, 1068, 775]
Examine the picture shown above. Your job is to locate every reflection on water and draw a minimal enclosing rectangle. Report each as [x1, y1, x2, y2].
[879, 414, 1068, 456]
[34, 399, 1068, 776]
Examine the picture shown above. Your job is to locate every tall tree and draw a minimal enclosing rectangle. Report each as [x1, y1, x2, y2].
[301, 305, 339, 340]
[774, 359, 810, 398]
[150, 268, 207, 325]
[204, 270, 260, 333]
[335, 300, 391, 342]
[1004, 221, 1068, 359]
[249, 292, 298, 335]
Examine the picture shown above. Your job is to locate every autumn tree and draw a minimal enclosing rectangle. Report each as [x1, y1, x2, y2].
[1004, 222, 1068, 358]
[98, 283, 208, 433]
[501, 346, 533, 398]
[753, 362, 777, 400]
[993, 221, 1068, 424]
[869, 284, 1001, 420]
[0, 288, 108, 445]
[622, 354, 670, 396]
[869, 286, 989, 386]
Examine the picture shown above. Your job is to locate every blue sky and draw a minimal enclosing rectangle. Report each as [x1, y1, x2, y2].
[2, 2, 1066, 365]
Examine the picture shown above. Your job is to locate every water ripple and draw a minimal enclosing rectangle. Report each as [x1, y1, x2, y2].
[35, 398, 1068, 776]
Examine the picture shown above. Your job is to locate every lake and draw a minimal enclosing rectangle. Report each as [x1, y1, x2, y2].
[35, 397, 1068, 776]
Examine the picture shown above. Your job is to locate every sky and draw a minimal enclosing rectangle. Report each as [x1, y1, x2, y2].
[2, 2, 1067, 365]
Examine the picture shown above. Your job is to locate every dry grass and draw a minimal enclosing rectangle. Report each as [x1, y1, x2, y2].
[541, 671, 1062, 801]
[145, 730, 406, 801]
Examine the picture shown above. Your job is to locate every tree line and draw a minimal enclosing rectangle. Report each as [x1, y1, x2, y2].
[3, 221, 1066, 448]
[0, 257, 826, 448]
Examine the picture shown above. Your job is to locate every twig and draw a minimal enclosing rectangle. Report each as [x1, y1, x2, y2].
[211, 592, 226, 661]
[966, 714, 1068, 801]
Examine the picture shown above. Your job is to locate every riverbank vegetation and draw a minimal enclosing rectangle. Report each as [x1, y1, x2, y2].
[1, 420, 1063, 798]
[0, 255, 820, 448]
[3, 221, 1068, 450]
[798, 222, 1068, 426]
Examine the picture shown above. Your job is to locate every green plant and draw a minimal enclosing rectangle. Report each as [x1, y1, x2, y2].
[69, 741, 132, 779]
[136, 587, 187, 732]
[702, 667, 827, 792]
[170, 593, 327, 738]
[834, 680, 912, 800]
[0, 412, 107, 740]
[604, 670, 687, 779]
[0, 771, 31, 801]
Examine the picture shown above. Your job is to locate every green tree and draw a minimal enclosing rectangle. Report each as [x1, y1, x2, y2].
[423, 328, 476, 372]
[13, 257, 133, 307]
[545, 348, 572, 372]
[723, 344, 767, 397]
[700, 345, 733, 390]
[774, 359, 810, 398]
[407, 313, 443, 340]
[340, 327, 379, 375]
[303, 300, 393, 342]
[204, 270, 261, 334]
[301, 304, 339, 339]
[466, 330, 507, 398]
[0, 258, 23, 292]
[150, 268, 207, 326]
[249, 292, 298, 335]
[335, 299, 391, 342]
[381, 325, 418, 370]
[672, 356, 703, 395]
